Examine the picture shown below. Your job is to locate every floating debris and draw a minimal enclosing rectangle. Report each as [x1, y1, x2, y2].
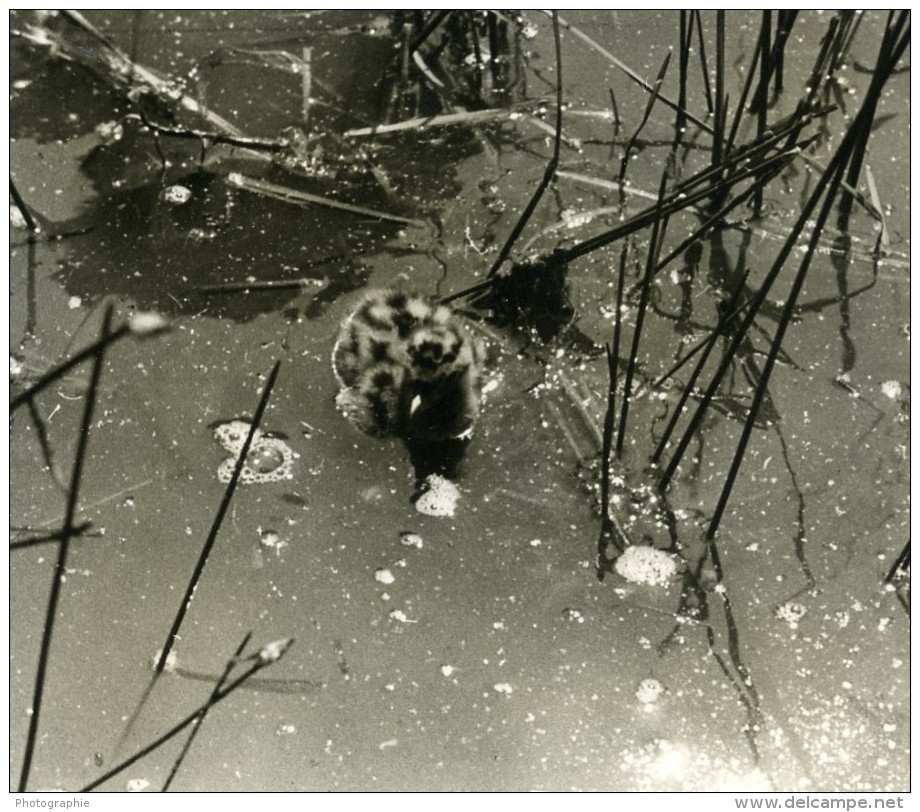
[127, 311, 170, 337]
[415, 474, 460, 517]
[150, 648, 178, 673]
[67, 296, 82, 310]
[399, 532, 424, 549]
[259, 528, 287, 555]
[493, 682, 514, 695]
[375, 568, 395, 585]
[213, 420, 298, 484]
[440, 665, 456, 677]
[775, 601, 808, 629]
[10, 204, 28, 229]
[562, 608, 585, 623]
[258, 638, 294, 664]
[614, 545, 677, 587]
[636, 677, 665, 704]
[275, 723, 297, 736]
[389, 609, 417, 623]
[880, 380, 905, 401]
[162, 184, 192, 205]
[126, 778, 150, 792]
[94, 120, 123, 144]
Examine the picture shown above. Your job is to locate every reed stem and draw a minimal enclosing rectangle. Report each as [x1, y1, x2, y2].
[161, 633, 253, 791]
[155, 360, 282, 673]
[17, 305, 114, 792]
[82, 639, 292, 792]
[485, 11, 562, 279]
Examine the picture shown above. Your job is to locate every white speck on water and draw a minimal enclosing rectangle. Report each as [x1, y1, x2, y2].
[636, 678, 665, 704]
[128, 311, 170, 337]
[276, 723, 296, 736]
[10, 205, 27, 229]
[493, 682, 513, 695]
[399, 533, 423, 549]
[440, 665, 455, 677]
[150, 649, 178, 673]
[880, 380, 903, 400]
[379, 739, 398, 750]
[126, 778, 150, 792]
[163, 184, 192, 205]
[68, 296, 82, 310]
[562, 608, 584, 623]
[389, 609, 417, 623]
[259, 529, 287, 555]
[776, 602, 807, 628]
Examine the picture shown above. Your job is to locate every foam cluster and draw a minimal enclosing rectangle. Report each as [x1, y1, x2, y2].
[614, 545, 677, 587]
[415, 474, 460, 517]
[213, 419, 298, 484]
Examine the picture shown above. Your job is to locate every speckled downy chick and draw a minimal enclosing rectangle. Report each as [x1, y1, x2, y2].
[333, 290, 486, 441]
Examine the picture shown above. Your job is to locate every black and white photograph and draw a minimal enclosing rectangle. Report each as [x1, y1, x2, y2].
[8, 8, 910, 798]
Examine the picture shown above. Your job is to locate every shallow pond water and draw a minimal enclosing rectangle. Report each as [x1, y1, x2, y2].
[9, 10, 909, 792]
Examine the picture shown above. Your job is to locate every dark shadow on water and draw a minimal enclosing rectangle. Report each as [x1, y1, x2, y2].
[52, 165, 393, 322]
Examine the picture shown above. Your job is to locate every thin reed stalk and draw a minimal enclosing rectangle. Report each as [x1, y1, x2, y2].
[712, 12, 725, 167]
[596, 243, 631, 577]
[595, 343, 620, 576]
[443, 135, 808, 306]
[885, 541, 910, 584]
[556, 13, 713, 134]
[653, 17, 897, 480]
[615, 170, 670, 458]
[692, 11, 714, 115]
[10, 177, 40, 233]
[82, 638, 294, 792]
[752, 12, 771, 216]
[155, 359, 282, 673]
[11, 326, 129, 412]
[676, 12, 690, 142]
[116, 361, 281, 752]
[651, 271, 750, 464]
[659, 146, 852, 490]
[608, 87, 621, 136]
[17, 305, 114, 792]
[485, 11, 562, 280]
[703, 11, 909, 540]
[10, 523, 95, 551]
[773, 12, 799, 96]
[618, 50, 671, 184]
[410, 10, 451, 54]
[161, 633, 253, 791]
[706, 157, 848, 539]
